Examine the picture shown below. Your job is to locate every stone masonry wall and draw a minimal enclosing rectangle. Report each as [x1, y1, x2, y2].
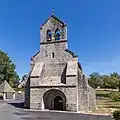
[88, 85, 96, 110]
[77, 68, 89, 112]
[30, 86, 77, 111]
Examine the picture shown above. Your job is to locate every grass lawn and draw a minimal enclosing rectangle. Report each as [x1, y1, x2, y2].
[92, 90, 120, 114]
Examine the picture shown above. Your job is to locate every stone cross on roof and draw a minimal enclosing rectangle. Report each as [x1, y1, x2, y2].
[52, 9, 55, 16]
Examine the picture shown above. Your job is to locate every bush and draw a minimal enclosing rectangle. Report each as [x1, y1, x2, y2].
[109, 92, 120, 102]
[113, 110, 120, 120]
[96, 93, 110, 98]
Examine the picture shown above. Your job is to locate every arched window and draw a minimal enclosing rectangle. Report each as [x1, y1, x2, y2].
[55, 28, 60, 41]
[47, 30, 52, 41]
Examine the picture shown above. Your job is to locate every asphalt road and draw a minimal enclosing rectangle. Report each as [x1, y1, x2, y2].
[0, 93, 113, 120]
[19, 110, 113, 120]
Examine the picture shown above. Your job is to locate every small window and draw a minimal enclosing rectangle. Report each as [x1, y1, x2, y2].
[51, 52, 54, 58]
[47, 30, 52, 41]
[55, 28, 60, 41]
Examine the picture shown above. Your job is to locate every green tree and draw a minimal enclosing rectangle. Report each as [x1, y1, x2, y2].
[88, 72, 101, 88]
[22, 74, 28, 82]
[111, 72, 120, 79]
[0, 50, 20, 87]
[100, 75, 110, 88]
[110, 72, 120, 89]
[88, 72, 119, 89]
[113, 110, 120, 120]
[100, 75, 118, 89]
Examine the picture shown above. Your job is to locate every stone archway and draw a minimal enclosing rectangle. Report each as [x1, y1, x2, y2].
[43, 89, 66, 111]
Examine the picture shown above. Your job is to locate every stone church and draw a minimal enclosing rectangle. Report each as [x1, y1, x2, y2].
[24, 12, 96, 112]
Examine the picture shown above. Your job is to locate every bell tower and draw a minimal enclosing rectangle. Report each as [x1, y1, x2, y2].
[40, 11, 68, 51]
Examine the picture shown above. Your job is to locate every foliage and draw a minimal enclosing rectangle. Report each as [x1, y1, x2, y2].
[88, 72, 120, 89]
[22, 74, 28, 82]
[119, 80, 120, 92]
[109, 92, 120, 102]
[96, 92, 110, 98]
[111, 72, 120, 79]
[0, 50, 20, 87]
[96, 90, 120, 102]
[88, 72, 101, 88]
[113, 110, 120, 120]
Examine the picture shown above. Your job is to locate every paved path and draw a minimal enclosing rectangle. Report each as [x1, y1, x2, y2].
[0, 102, 113, 120]
[0, 93, 113, 120]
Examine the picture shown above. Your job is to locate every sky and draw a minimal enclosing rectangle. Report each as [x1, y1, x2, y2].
[0, 0, 120, 78]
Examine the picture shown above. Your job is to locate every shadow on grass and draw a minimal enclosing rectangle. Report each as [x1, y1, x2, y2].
[8, 102, 24, 108]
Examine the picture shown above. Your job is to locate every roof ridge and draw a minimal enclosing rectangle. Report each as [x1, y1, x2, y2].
[40, 15, 66, 29]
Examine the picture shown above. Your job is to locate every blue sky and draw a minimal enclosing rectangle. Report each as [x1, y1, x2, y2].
[0, 0, 120, 78]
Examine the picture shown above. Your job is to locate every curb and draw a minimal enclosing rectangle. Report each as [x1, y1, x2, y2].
[24, 109, 111, 116]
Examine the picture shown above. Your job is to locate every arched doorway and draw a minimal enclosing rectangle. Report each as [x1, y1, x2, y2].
[54, 96, 63, 110]
[43, 89, 66, 111]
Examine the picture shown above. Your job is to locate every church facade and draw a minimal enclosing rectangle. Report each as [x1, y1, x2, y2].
[24, 13, 96, 112]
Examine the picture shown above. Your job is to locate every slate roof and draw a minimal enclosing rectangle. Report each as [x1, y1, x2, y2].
[31, 51, 40, 60]
[65, 49, 78, 57]
[0, 80, 15, 93]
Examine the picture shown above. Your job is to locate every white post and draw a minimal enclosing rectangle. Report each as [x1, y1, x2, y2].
[13, 92, 15, 99]
[41, 97, 45, 110]
[3, 93, 6, 100]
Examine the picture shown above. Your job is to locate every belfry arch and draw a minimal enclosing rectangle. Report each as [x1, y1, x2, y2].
[43, 89, 66, 111]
